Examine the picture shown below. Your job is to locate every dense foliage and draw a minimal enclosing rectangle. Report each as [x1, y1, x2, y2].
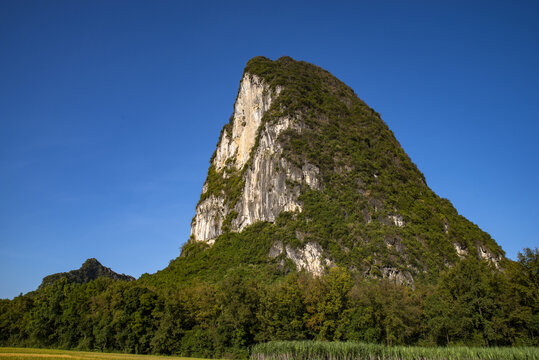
[39, 258, 134, 290]
[1, 248, 537, 358]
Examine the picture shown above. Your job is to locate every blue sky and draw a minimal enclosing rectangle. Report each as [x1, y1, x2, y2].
[1, 0, 538, 299]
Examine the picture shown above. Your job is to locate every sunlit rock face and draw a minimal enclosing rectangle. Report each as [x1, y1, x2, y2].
[190, 73, 320, 244]
[454, 243, 468, 258]
[478, 245, 503, 268]
[212, 74, 277, 172]
[269, 241, 332, 277]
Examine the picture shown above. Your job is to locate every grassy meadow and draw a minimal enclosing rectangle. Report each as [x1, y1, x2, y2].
[2, 344, 539, 360]
[0, 348, 209, 360]
[251, 341, 539, 360]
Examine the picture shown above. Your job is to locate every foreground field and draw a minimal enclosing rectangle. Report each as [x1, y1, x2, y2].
[0, 348, 209, 360]
[251, 341, 539, 360]
[3, 344, 539, 360]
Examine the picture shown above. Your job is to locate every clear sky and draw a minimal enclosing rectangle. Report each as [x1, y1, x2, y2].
[1, 0, 538, 299]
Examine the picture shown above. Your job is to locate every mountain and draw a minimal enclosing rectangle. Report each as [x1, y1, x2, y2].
[147, 56, 504, 286]
[38, 258, 134, 289]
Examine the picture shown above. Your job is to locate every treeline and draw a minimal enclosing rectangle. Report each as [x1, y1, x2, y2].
[0, 249, 537, 359]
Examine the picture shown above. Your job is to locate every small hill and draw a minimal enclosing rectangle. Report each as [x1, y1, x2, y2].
[38, 258, 134, 289]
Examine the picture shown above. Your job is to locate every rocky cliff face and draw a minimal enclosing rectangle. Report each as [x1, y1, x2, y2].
[190, 73, 320, 245]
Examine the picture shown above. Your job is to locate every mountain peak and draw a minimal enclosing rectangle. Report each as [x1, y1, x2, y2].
[39, 258, 134, 289]
[81, 258, 101, 268]
[184, 56, 504, 283]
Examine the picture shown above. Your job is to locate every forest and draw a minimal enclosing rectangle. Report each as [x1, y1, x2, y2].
[0, 248, 536, 359]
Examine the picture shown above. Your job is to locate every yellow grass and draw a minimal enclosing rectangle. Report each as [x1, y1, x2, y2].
[0, 348, 210, 360]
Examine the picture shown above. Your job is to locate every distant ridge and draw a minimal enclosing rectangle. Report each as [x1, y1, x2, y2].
[38, 258, 134, 289]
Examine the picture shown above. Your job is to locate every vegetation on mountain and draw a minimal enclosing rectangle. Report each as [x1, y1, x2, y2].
[38, 258, 134, 290]
[1, 248, 537, 358]
[241, 56, 502, 279]
[187, 56, 503, 288]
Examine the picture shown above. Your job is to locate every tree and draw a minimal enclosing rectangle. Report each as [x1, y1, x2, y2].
[256, 272, 307, 342]
[303, 267, 352, 341]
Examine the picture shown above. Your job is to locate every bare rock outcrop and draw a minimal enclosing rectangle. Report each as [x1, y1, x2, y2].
[190, 73, 320, 244]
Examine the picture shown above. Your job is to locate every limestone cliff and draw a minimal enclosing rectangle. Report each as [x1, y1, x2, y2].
[190, 73, 320, 245]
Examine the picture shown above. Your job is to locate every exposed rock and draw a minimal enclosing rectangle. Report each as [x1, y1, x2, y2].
[285, 242, 331, 277]
[478, 245, 502, 268]
[384, 236, 405, 252]
[369, 198, 383, 212]
[454, 243, 468, 258]
[231, 118, 304, 231]
[191, 73, 320, 243]
[213, 74, 282, 171]
[269, 241, 331, 277]
[190, 195, 226, 245]
[381, 266, 413, 285]
[390, 215, 405, 227]
[269, 241, 284, 258]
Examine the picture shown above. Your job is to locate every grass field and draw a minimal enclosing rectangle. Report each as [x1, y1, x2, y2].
[0, 348, 210, 360]
[4, 345, 539, 360]
[251, 341, 539, 360]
